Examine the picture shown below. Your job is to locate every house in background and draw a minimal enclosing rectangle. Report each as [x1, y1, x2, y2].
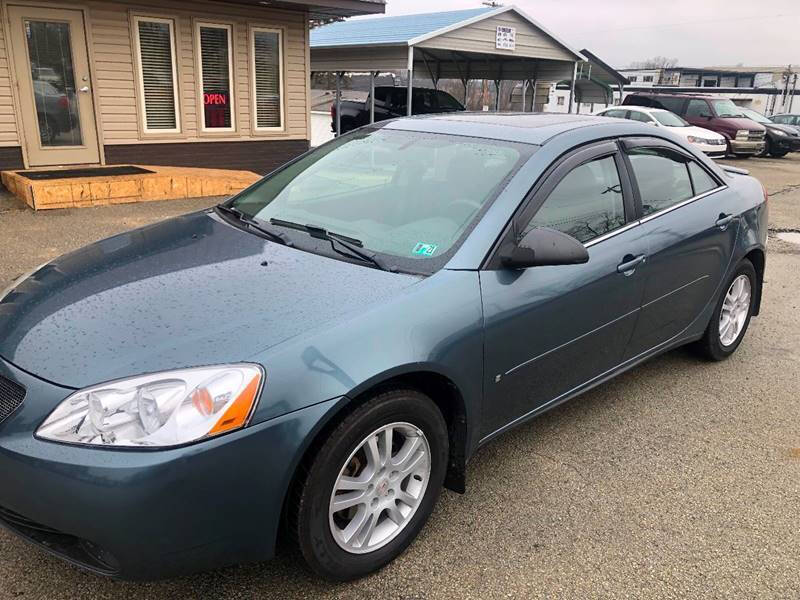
[0, 0, 384, 175]
[617, 65, 799, 115]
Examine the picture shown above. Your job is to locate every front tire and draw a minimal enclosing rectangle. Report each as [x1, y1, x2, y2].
[291, 388, 448, 581]
[757, 139, 770, 158]
[696, 259, 757, 361]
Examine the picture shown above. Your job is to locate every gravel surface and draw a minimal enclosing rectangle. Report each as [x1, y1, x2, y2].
[1, 156, 799, 599]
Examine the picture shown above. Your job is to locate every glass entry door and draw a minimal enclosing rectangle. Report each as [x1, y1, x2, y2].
[8, 6, 100, 166]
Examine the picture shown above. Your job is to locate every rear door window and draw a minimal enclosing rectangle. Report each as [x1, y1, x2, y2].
[628, 111, 654, 123]
[627, 147, 693, 216]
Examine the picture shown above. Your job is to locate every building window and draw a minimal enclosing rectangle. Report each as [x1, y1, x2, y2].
[643, 75, 654, 82]
[133, 17, 180, 133]
[251, 27, 283, 130]
[197, 23, 234, 131]
[557, 96, 565, 106]
[629, 76, 638, 82]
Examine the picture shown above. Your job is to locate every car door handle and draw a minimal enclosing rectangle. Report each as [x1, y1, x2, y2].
[716, 213, 735, 230]
[617, 254, 647, 275]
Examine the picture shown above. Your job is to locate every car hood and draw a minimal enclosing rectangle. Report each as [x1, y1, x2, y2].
[765, 123, 799, 135]
[675, 125, 725, 140]
[722, 117, 766, 131]
[0, 211, 422, 389]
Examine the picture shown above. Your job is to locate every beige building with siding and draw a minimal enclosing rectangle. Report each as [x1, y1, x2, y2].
[0, 0, 383, 174]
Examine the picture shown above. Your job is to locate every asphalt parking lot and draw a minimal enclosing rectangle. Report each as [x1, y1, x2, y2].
[1, 155, 799, 599]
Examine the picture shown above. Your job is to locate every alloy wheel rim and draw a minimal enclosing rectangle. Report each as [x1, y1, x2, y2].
[719, 274, 751, 347]
[329, 422, 431, 554]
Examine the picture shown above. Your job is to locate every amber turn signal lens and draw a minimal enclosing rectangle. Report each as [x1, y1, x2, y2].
[209, 374, 262, 435]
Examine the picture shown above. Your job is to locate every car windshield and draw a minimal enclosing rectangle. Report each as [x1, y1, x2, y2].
[653, 111, 689, 127]
[711, 99, 746, 118]
[436, 91, 464, 110]
[230, 128, 530, 270]
[739, 108, 771, 124]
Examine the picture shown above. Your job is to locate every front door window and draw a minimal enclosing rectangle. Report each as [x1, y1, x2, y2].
[24, 20, 83, 147]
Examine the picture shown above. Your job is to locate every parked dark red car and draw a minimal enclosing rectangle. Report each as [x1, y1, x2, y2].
[624, 92, 766, 158]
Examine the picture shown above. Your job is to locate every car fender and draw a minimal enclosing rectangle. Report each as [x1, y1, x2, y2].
[248, 269, 485, 451]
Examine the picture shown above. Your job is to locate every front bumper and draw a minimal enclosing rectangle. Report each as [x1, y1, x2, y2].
[693, 142, 727, 158]
[0, 358, 339, 580]
[771, 136, 800, 153]
[729, 139, 766, 155]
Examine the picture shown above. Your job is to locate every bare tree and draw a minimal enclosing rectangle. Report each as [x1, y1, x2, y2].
[629, 56, 679, 69]
[310, 17, 344, 29]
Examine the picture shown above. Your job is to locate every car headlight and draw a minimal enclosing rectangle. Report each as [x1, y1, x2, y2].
[773, 129, 787, 137]
[37, 365, 263, 448]
[736, 130, 749, 139]
[687, 136, 700, 143]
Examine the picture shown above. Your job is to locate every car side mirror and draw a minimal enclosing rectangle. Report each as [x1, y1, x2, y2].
[499, 227, 589, 270]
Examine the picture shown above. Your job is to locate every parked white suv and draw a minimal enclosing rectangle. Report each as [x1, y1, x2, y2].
[596, 106, 727, 158]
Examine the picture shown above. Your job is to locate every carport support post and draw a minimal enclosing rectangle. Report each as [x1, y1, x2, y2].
[335, 71, 343, 136]
[407, 47, 414, 117]
[369, 71, 376, 124]
[494, 80, 501, 111]
[568, 61, 577, 114]
[521, 80, 526, 112]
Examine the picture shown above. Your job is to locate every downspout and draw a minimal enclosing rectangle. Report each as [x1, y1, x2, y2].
[407, 46, 414, 117]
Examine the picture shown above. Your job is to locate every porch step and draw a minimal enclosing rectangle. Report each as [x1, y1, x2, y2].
[1, 165, 260, 210]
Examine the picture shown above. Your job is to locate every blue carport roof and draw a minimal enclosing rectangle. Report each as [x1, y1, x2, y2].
[310, 7, 495, 48]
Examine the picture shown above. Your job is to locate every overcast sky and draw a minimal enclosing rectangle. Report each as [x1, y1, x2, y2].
[376, 0, 800, 68]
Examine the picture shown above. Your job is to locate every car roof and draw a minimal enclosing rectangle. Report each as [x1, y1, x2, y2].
[379, 113, 637, 145]
[603, 106, 668, 114]
[628, 92, 714, 100]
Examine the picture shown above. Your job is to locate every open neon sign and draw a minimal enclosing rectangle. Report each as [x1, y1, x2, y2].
[204, 93, 228, 105]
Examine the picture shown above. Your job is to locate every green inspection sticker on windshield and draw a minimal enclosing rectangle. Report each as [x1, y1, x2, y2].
[412, 243, 438, 257]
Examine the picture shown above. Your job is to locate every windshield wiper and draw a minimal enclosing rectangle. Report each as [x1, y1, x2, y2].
[269, 218, 394, 272]
[216, 205, 292, 246]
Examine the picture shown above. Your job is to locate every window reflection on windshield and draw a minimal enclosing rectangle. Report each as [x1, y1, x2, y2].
[711, 99, 745, 118]
[739, 108, 770, 124]
[653, 111, 689, 127]
[231, 129, 528, 264]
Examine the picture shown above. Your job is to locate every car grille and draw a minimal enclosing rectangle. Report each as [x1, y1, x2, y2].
[0, 504, 120, 574]
[0, 375, 25, 424]
[748, 131, 765, 141]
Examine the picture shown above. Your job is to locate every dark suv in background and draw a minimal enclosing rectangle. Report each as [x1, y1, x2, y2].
[624, 92, 766, 158]
[738, 107, 800, 158]
[332, 86, 465, 134]
[771, 113, 800, 134]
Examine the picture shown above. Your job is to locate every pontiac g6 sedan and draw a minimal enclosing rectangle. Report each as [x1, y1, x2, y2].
[0, 114, 767, 581]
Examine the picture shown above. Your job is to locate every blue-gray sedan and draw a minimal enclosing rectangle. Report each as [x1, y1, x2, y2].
[0, 114, 767, 580]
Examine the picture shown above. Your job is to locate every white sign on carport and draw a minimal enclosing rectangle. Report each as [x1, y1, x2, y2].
[310, 5, 586, 135]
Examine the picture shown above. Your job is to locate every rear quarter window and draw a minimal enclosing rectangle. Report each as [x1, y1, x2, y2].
[688, 162, 720, 195]
[652, 97, 686, 114]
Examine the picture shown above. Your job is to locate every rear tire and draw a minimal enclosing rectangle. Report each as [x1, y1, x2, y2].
[291, 388, 448, 581]
[696, 259, 757, 361]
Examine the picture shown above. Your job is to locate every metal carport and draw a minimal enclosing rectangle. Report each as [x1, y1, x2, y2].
[310, 6, 586, 135]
